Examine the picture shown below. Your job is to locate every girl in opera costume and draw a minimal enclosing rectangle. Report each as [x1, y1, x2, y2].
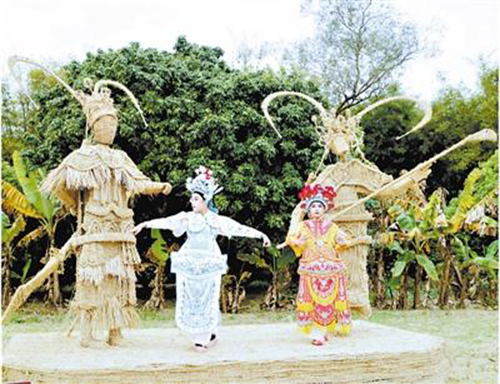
[134, 166, 271, 352]
[279, 183, 351, 346]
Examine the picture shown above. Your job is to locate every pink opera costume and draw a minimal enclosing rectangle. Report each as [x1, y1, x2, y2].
[262, 92, 433, 318]
[285, 184, 351, 345]
[39, 77, 172, 347]
[135, 166, 270, 351]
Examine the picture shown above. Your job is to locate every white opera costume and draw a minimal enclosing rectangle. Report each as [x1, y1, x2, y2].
[142, 166, 267, 347]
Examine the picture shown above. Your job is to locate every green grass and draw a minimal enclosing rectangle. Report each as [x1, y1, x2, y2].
[3, 303, 497, 383]
[369, 309, 498, 384]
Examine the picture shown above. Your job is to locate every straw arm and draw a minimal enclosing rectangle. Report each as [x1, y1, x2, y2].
[328, 129, 497, 221]
[2, 234, 76, 323]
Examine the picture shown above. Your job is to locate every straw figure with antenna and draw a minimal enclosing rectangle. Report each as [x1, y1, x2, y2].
[3, 57, 172, 348]
[262, 91, 497, 318]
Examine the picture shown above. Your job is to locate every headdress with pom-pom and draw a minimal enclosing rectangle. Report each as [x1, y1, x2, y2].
[186, 166, 223, 202]
[299, 183, 337, 211]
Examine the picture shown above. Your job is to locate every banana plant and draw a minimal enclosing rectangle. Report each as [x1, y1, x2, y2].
[384, 151, 498, 309]
[446, 151, 498, 235]
[236, 246, 296, 310]
[220, 270, 253, 314]
[440, 151, 498, 307]
[2, 151, 63, 305]
[451, 236, 498, 307]
[1, 212, 26, 307]
[143, 228, 178, 309]
[385, 192, 441, 309]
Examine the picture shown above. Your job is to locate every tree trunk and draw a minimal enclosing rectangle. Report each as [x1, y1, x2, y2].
[414, 264, 422, 309]
[263, 275, 279, 310]
[439, 255, 451, 308]
[375, 250, 385, 308]
[438, 237, 451, 308]
[2, 247, 12, 308]
[47, 244, 62, 306]
[459, 272, 468, 308]
[398, 272, 408, 309]
[145, 264, 166, 309]
[220, 287, 228, 314]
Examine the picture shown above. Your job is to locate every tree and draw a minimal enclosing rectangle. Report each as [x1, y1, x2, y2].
[2, 152, 63, 306]
[377, 151, 498, 309]
[9, 38, 326, 303]
[286, 0, 422, 112]
[1, 82, 29, 161]
[361, 65, 498, 197]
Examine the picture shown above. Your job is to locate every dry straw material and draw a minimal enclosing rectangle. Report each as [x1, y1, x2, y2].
[3, 321, 447, 383]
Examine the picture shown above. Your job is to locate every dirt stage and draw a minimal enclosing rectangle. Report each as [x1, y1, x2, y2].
[3, 320, 446, 383]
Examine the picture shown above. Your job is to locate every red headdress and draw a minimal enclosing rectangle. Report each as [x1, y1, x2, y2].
[299, 183, 336, 210]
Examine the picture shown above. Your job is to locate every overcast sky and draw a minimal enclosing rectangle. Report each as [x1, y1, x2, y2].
[0, 0, 497, 101]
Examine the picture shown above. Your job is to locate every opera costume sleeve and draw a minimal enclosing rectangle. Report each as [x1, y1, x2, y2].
[286, 222, 308, 257]
[215, 215, 265, 240]
[143, 212, 188, 237]
[334, 226, 352, 251]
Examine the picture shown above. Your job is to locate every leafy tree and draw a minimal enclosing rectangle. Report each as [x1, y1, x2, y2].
[1, 82, 29, 161]
[11, 38, 326, 301]
[286, 0, 422, 112]
[361, 66, 498, 197]
[361, 97, 426, 178]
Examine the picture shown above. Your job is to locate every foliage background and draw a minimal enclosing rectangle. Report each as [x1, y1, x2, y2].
[1, 37, 498, 309]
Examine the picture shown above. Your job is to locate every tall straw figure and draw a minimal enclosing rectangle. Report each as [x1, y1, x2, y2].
[262, 92, 433, 318]
[7, 57, 172, 347]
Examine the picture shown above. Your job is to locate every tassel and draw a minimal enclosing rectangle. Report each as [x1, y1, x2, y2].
[338, 324, 351, 336]
[297, 301, 314, 312]
[335, 300, 348, 311]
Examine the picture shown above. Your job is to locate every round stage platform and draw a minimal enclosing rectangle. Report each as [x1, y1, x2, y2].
[3, 320, 446, 383]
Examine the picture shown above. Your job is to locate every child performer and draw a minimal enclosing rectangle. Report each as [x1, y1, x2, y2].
[279, 183, 351, 346]
[134, 166, 271, 352]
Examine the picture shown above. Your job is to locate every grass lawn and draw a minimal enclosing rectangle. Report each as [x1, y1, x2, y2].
[3, 302, 497, 383]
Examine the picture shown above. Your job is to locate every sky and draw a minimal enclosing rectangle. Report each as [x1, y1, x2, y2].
[0, 0, 498, 102]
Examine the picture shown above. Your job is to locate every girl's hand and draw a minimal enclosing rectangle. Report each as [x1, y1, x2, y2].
[262, 234, 271, 247]
[276, 242, 288, 250]
[132, 222, 147, 235]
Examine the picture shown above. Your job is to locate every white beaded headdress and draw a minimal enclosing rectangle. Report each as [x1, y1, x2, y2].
[186, 166, 223, 202]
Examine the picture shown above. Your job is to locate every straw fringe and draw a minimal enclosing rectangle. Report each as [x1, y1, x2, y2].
[41, 144, 155, 213]
[42, 164, 152, 195]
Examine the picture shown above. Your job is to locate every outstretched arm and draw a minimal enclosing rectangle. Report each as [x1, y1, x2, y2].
[141, 181, 172, 196]
[280, 224, 307, 256]
[217, 216, 271, 247]
[133, 212, 187, 236]
[121, 151, 172, 196]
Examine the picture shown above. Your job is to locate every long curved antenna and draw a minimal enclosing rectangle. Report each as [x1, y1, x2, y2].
[355, 96, 432, 140]
[94, 80, 148, 127]
[8, 56, 80, 104]
[261, 91, 327, 139]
